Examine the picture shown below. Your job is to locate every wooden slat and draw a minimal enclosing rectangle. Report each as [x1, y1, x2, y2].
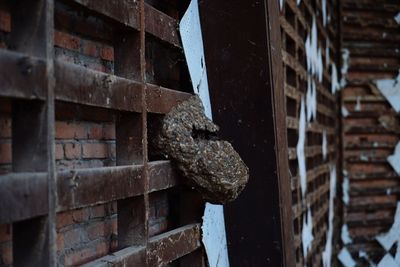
[147, 223, 202, 265]
[70, 0, 140, 30]
[55, 60, 143, 112]
[146, 84, 192, 114]
[57, 165, 144, 211]
[82, 223, 201, 267]
[148, 160, 179, 193]
[81, 245, 146, 267]
[145, 4, 181, 48]
[0, 172, 48, 223]
[69, 0, 180, 47]
[0, 49, 47, 100]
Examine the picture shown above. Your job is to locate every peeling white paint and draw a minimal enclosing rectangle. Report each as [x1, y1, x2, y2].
[377, 254, 397, 267]
[322, 165, 337, 267]
[180, 2, 229, 266]
[395, 244, 400, 266]
[302, 206, 314, 257]
[359, 250, 376, 267]
[341, 224, 353, 245]
[322, 130, 328, 161]
[342, 175, 350, 206]
[338, 247, 356, 267]
[280, 0, 285, 10]
[340, 49, 350, 88]
[322, 0, 327, 26]
[376, 201, 400, 251]
[297, 0, 301, 5]
[331, 63, 340, 94]
[325, 39, 330, 67]
[395, 12, 400, 24]
[306, 76, 317, 122]
[342, 106, 350, 117]
[355, 96, 361, 111]
[375, 73, 400, 113]
[305, 17, 324, 82]
[297, 98, 307, 197]
[388, 142, 400, 176]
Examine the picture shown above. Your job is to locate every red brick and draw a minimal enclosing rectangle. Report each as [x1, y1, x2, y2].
[65, 143, 81, 159]
[87, 222, 108, 240]
[0, 142, 11, 164]
[90, 205, 105, 219]
[0, 10, 11, 33]
[56, 121, 87, 139]
[100, 46, 114, 61]
[0, 224, 11, 243]
[95, 241, 109, 257]
[83, 41, 98, 57]
[55, 144, 64, 160]
[0, 243, 12, 265]
[56, 233, 64, 250]
[0, 116, 11, 138]
[88, 124, 102, 139]
[82, 143, 108, 159]
[102, 124, 115, 139]
[63, 228, 82, 248]
[56, 212, 74, 229]
[72, 208, 90, 223]
[54, 31, 80, 52]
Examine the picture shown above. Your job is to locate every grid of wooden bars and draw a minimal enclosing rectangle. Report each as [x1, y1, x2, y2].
[0, 0, 205, 266]
[279, 0, 340, 266]
[341, 0, 400, 263]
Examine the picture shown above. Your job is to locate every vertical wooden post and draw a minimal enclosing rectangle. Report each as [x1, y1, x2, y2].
[9, 0, 56, 266]
[113, 0, 148, 251]
[199, 0, 295, 266]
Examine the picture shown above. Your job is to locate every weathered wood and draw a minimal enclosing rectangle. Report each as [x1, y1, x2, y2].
[0, 172, 48, 223]
[81, 245, 146, 267]
[147, 224, 202, 266]
[57, 165, 144, 211]
[144, 4, 180, 48]
[70, 0, 140, 30]
[148, 160, 179, 193]
[146, 84, 192, 114]
[10, 0, 56, 265]
[82, 224, 200, 266]
[55, 61, 143, 112]
[0, 49, 47, 100]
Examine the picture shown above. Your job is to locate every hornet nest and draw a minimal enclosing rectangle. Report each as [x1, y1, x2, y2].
[154, 95, 249, 204]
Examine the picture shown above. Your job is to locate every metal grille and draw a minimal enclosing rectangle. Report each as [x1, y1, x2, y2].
[0, 0, 205, 266]
[341, 0, 400, 263]
[280, 0, 340, 266]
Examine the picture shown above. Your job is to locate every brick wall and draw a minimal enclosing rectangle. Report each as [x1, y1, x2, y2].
[0, 1, 172, 265]
[341, 0, 400, 263]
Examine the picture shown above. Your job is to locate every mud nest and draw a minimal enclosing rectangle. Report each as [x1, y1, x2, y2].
[154, 95, 249, 204]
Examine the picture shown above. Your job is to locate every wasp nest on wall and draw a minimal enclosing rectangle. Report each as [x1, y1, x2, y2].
[154, 95, 249, 204]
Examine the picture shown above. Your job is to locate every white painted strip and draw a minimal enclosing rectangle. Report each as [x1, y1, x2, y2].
[341, 224, 352, 245]
[180, 1, 229, 266]
[375, 73, 400, 113]
[376, 201, 400, 251]
[338, 248, 356, 267]
[388, 142, 400, 175]
[377, 254, 397, 267]
[297, 98, 307, 197]
[302, 205, 314, 257]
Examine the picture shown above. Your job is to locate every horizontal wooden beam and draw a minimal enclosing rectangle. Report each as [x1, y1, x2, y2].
[0, 172, 48, 223]
[81, 245, 146, 267]
[144, 4, 181, 48]
[0, 161, 180, 223]
[55, 60, 143, 112]
[69, 0, 180, 48]
[82, 224, 201, 266]
[146, 84, 192, 114]
[0, 49, 47, 100]
[147, 223, 202, 265]
[57, 165, 144, 211]
[0, 50, 188, 114]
